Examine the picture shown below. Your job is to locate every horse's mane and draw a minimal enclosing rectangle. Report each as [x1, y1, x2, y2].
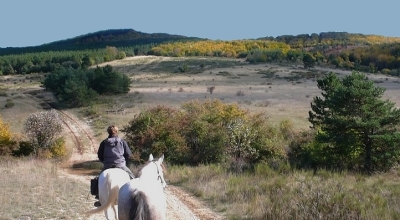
[129, 191, 151, 220]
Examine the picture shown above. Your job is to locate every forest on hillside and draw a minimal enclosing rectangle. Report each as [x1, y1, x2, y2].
[1, 29, 400, 76]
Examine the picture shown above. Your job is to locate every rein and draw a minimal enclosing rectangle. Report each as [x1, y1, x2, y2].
[152, 161, 165, 186]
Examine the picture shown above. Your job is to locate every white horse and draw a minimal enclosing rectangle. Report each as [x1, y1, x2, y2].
[85, 168, 131, 220]
[118, 154, 167, 220]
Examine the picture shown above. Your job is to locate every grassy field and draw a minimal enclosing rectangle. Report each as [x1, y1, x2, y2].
[166, 164, 400, 220]
[1, 56, 400, 219]
[0, 157, 96, 220]
[2, 157, 400, 219]
[2, 56, 399, 135]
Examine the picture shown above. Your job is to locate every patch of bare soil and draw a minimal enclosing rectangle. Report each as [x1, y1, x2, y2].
[166, 185, 223, 220]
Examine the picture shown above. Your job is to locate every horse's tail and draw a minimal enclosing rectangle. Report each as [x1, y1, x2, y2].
[84, 173, 118, 216]
[129, 191, 151, 220]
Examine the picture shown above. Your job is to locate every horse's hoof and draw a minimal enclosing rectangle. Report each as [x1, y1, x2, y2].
[94, 201, 101, 207]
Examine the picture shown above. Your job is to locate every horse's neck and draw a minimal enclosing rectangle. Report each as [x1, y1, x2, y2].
[139, 164, 158, 181]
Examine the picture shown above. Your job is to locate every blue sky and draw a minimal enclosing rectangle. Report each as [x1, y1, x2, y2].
[1, 0, 398, 48]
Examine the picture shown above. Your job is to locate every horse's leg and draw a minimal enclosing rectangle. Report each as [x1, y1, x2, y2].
[101, 181, 115, 220]
[100, 200, 118, 220]
[112, 204, 118, 220]
[104, 207, 116, 220]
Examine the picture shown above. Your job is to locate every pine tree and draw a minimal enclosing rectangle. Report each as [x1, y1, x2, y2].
[309, 72, 400, 173]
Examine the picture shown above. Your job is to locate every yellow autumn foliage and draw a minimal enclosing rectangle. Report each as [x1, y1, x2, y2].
[0, 114, 17, 155]
[0, 116, 12, 141]
[49, 137, 68, 158]
[150, 40, 291, 57]
[181, 99, 248, 124]
[35, 138, 68, 159]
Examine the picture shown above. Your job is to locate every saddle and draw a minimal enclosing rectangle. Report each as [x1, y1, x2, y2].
[90, 167, 133, 196]
[90, 177, 98, 196]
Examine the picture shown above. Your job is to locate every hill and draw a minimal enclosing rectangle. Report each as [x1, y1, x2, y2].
[3, 29, 400, 56]
[1, 29, 400, 76]
[0, 29, 205, 55]
[260, 31, 400, 47]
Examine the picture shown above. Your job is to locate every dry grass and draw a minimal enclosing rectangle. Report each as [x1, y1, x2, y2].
[0, 157, 95, 220]
[2, 56, 400, 135]
[98, 57, 400, 132]
[1, 56, 400, 219]
[166, 164, 400, 220]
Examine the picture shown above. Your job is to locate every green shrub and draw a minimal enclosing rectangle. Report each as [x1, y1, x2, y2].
[184, 118, 228, 164]
[123, 105, 190, 164]
[12, 141, 34, 157]
[382, 68, 391, 75]
[4, 100, 14, 108]
[178, 64, 189, 73]
[124, 99, 288, 167]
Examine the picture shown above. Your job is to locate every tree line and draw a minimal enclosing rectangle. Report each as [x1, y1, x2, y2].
[2, 31, 400, 77]
[0, 45, 152, 75]
[148, 39, 400, 76]
[43, 65, 131, 107]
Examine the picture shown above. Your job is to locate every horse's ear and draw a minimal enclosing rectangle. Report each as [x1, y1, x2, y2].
[149, 154, 154, 161]
[158, 154, 164, 163]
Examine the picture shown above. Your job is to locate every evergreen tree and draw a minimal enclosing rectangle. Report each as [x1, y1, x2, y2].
[303, 53, 316, 69]
[309, 72, 400, 173]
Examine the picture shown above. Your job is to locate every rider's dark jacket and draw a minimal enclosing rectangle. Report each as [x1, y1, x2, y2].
[97, 135, 132, 169]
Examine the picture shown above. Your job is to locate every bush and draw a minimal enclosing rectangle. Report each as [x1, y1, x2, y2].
[236, 90, 245, 96]
[49, 137, 68, 159]
[23, 109, 63, 156]
[0, 115, 18, 156]
[381, 68, 391, 75]
[178, 64, 189, 73]
[184, 117, 228, 164]
[287, 130, 318, 170]
[124, 99, 288, 166]
[123, 105, 190, 164]
[4, 100, 14, 108]
[12, 141, 34, 157]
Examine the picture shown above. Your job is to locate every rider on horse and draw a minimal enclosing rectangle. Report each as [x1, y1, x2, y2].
[93, 125, 135, 206]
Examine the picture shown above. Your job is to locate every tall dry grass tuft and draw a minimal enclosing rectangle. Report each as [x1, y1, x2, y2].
[166, 164, 400, 220]
[0, 156, 94, 220]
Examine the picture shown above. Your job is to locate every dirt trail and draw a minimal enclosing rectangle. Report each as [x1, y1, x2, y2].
[59, 109, 223, 220]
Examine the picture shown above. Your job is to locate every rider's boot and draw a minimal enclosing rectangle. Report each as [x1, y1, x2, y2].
[94, 193, 101, 207]
[94, 201, 101, 207]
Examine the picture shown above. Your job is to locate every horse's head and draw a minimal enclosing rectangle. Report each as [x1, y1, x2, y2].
[139, 154, 167, 189]
[151, 154, 167, 189]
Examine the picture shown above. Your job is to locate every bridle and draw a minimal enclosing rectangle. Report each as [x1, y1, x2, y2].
[152, 161, 165, 187]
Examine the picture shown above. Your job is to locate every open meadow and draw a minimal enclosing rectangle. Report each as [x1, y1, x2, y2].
[2, 56, 400, 136]
[1, 56, 400, 219]
[96, 56, 400, 132]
